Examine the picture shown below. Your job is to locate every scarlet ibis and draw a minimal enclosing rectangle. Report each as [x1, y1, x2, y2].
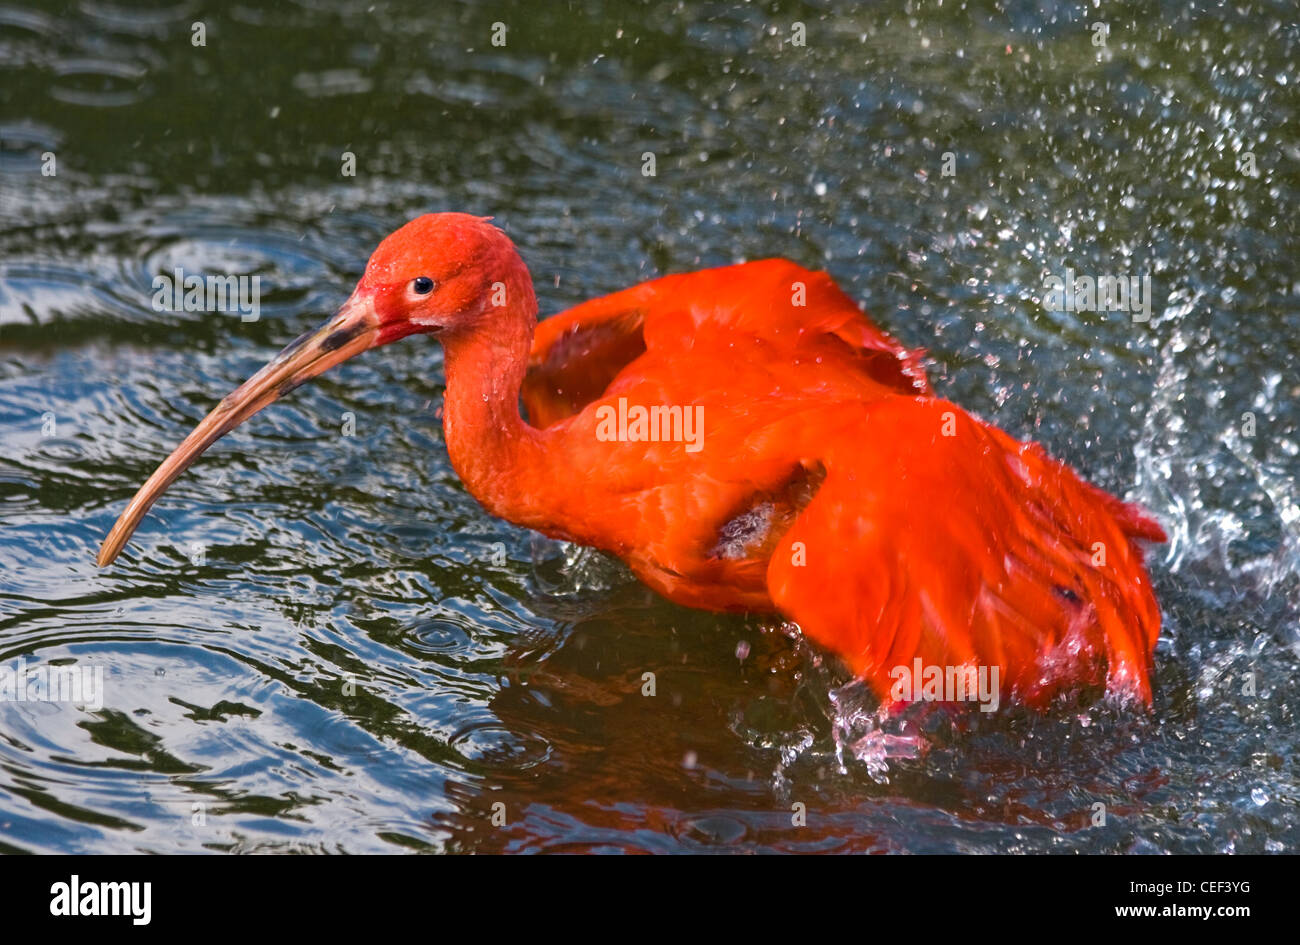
[98, 213, 1165, 709]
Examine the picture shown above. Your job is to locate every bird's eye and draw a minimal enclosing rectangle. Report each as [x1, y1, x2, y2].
[412, 276, 435, 295]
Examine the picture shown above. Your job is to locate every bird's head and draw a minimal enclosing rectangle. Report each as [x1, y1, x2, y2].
[359, 212, 535, 344]
[96, 212, 534, 566]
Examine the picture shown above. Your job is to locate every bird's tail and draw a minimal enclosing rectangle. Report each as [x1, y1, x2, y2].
[766, 397, 1165, 711]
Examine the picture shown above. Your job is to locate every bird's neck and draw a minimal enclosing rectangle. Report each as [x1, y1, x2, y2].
[439, 285, 549, 528]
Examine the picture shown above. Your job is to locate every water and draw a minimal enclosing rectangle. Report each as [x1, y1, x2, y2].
[1, 0, 1297, 853]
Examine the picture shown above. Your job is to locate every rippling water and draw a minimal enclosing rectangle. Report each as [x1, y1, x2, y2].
[1, 0, 1297, 853]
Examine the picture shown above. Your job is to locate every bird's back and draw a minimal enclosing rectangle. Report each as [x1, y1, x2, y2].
[524, 258, 928, 424]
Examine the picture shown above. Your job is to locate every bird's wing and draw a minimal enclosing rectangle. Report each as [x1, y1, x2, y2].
[766, 396, 1165, 709]
[524, 297, 649, 429]
[524, 259, 928, 428]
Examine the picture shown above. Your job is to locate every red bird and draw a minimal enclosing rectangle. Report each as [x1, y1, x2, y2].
[98, 213, 1165, 709]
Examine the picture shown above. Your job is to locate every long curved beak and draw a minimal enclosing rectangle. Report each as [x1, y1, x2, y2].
[97, 292, 380, 567]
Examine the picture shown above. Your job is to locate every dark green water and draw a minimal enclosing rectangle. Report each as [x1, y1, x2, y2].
[1, 0, 1297, 853]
